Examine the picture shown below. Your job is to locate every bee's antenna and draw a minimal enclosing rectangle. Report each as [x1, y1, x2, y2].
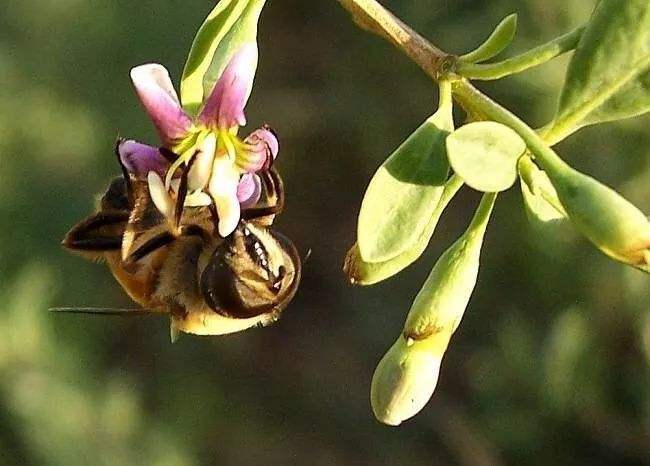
[49, 307, 162, 316]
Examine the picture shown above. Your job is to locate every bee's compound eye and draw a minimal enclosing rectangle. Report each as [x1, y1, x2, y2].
[199, 241, 274, 319]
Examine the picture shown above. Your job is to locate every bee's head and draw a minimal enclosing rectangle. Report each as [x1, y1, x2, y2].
[199, 222, 301, 320]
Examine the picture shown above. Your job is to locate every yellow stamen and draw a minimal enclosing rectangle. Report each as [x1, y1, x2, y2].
[164, 131, 205, 189]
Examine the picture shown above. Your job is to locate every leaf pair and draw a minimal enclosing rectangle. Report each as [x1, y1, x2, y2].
[354, 91, 526, 283]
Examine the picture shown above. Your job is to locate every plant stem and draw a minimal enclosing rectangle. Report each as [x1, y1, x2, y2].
[456, 27, 584, 80]
[468, 192, 497, 236]
[335, 0, 450, 80]
[335, 0, 573, 176]
[438, 80, 452, 113]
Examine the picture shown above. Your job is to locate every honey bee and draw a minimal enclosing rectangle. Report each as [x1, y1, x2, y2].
[58, 144, 301, 339]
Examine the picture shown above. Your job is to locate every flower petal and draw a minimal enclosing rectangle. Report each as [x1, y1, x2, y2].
[188, 133, 217, 191]
[209, 156, 242, 237]
[147, 171, 174, 219]
[185, 191, 213, 207]
[237, 173, 262, 208]
[131, 64, 192, 145]
[198, 44, 258, 130]
[251, 126, 279, 160]
[118, 140, 170, 178]
[236, 126, 279, 172]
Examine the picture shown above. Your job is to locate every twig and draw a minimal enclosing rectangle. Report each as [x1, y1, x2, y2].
[336, 0, 450, 80]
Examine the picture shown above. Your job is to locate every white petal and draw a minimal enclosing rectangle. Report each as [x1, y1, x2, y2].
[214, 194, 241, 237]
[148, 171, 174, 219]
[188, 133, 217, 191]
[209, 156, 240, 194]
[209, 156, 242, 237]
[184, 191, 213, 207]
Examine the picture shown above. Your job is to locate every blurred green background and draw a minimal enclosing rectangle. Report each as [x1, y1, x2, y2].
[1, 0, 648, 465]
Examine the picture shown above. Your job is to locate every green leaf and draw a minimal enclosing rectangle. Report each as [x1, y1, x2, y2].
[582, 69, 650, 125]
[180, 0, 266, 115]
[446, 121, 526, 193]
[357, 118, 452, 263]
[550, 0, 650, 136]
[345, 177, 463, 285]
[357, 87, 454, 263]
[459, 14, 518, 64]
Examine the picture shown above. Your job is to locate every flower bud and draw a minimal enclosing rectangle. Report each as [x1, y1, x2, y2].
[544, 162, 650, 272]
[404, 193, 494, 339]
[371, 193, 496, 425]
[371, 336, 445, 426]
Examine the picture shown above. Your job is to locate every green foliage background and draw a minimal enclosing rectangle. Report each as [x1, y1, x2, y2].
[0, 0, 648, 464]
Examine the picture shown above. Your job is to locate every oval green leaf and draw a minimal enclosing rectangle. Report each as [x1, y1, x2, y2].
[446, 121, 526, 193]
[345, 177, 463, 285]
[549, 0, 650, 138]
[459, 13, 518, 64]
[180, 0, 266, 115]
[357, 106, 453, 263]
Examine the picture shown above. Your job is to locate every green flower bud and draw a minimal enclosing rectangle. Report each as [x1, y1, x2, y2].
[404, 193, 495, 339]
[371, 336, 445, 426]
[370, 193, 496, 425]
[544, 160, 650, 272]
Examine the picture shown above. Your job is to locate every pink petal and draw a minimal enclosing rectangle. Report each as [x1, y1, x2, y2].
[237, 173, 262, 208]
[198, 44, 258, 130]
[236, 126, 279, 172]
[130, 64, 192, 145]
[118, 139, 170, 178]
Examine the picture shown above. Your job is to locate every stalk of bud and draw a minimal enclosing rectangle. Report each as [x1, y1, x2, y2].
[371, 193, 496, 425]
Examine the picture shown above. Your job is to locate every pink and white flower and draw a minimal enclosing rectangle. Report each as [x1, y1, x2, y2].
[118, 44, 279, 237]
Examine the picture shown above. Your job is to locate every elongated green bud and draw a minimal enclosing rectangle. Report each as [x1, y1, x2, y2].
[404, 193, 495, 339]
[543, 159, 650, 272]
[371, 194, 496, 425]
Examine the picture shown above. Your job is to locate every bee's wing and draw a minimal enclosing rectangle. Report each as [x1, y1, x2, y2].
[62, 177, 134, 260]
[62, 209, 130, 259]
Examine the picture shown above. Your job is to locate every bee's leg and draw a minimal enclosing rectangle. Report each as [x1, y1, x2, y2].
[173, 152, 198, 230]
[123, 231, 176, 264]
[114, 137, 134, 205]
[63, 210, 130, 254]
[124, 225, 210, 265]
[208, 203, 220, 233]
[241, 168, 285, 221]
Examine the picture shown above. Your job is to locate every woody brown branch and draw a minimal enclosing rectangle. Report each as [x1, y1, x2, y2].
[336, 0, 450, 80]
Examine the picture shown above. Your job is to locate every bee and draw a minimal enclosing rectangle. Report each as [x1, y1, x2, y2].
[58, 144, 301, 339]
